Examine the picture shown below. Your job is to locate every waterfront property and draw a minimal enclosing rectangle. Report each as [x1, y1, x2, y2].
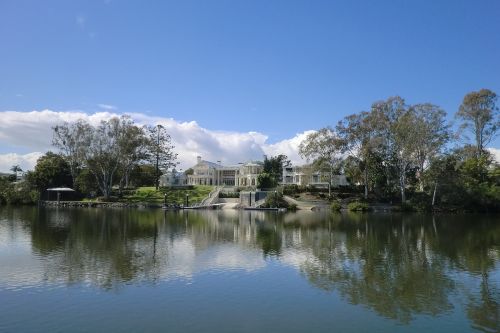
[159, 169, 188, 187]
[282, 165, 349, 187]
[186, 156, 263, 187]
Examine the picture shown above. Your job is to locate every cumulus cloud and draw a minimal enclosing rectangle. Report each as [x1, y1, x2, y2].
[0, 152, 43, 174]
[488, 148, 500, 163]
[0, 110, 310, 172]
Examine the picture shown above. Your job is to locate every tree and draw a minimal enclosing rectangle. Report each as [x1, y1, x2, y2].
[411, 103, 449, 191]
[299, 127, 342, 192]
[129, 164, 157, 187]
[10, 165, 22, 174]
[116, 116, 148, 191]
[369, 96, 412, 202]
[457, 89, 499, 158]
[146, 124, 178, 190]
[336, 111, 376, 199]
[257, 172, 275, 189]
[263, 154, 291, 186]
[26, 152, 73, 193]
[53, 119, 90, 186]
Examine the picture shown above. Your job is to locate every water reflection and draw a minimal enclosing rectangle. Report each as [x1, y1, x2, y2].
[0, 207, 498, 331]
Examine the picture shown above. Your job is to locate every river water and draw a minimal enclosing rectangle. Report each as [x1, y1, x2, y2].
[0, 207, 498, 332]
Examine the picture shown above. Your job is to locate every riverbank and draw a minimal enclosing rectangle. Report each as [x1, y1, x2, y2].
[40, 200, 165, 209]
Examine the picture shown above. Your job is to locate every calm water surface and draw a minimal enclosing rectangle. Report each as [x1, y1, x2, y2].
[0, 207, 498, 333]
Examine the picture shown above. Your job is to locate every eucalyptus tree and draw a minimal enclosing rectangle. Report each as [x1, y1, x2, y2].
[53, 116, 151, 199]
[411, 103, 449, 191]
[336, 111, 376, 199]
[80, 117, 124, 199]
[53, 119, 91, 186]
[456, 89, 499, 158]
[370, 96, 418, 203]
[298, 127, 342, 192]
[146, 124, 178, 190]
[116, 116, 149, 190]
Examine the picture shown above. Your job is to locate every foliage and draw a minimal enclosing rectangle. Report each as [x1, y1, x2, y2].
[261, 192, 288, 208]
[0, 178, 38, 205]
[347, 201, 370, 212]
[456, 89, 499, 157]
[330, 201, 342, 212]
[257, 172, 275, 189]
[146, 124, 178, 190]
[263, 154, 290, 185]
[299, 127, 342, 186]
[288, 203, 298, 211]
[129, 164, 157, 187]
[74, 168, 99, 198]
[52, 116, 177, 199]
[26, 152, 73, 192]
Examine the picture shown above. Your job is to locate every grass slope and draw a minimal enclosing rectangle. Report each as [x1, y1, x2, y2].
[124, 186, 214, 205]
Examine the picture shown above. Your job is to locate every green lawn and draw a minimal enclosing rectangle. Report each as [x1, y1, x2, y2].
[123, 186, 214, 205]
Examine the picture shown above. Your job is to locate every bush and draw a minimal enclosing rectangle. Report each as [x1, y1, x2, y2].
[261, 192, 288, 208]
[347, 201, 370, 212]
[330, 201, 341, 212]
[399, 202, 417, 212]
[288, 203, 298, 211]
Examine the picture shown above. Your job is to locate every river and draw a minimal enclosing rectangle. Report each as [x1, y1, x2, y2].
[0, 207, 498, 332]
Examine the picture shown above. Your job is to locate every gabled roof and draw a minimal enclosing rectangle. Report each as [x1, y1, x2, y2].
[197, 160, 224, 169]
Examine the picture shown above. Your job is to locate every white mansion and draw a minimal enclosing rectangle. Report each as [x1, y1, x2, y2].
[187, 156, 263, 186]
[161, 156, 349, 188]
[282, 165, 349, 187]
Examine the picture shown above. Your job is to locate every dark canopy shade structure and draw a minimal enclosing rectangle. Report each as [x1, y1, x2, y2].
[46, 187, 76, 201]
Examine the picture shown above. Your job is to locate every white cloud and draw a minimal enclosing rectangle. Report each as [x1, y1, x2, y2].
[0, 152, 43, 174]
[98, 104, 117, 110]
[488, 148, 500, 163]
[0, 110, 310, 172]
[263, 130, 315, 165]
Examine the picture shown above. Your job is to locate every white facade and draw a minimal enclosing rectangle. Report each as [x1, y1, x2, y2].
[282, 165, 349, 187]
[159, 170, 187, 187]
[187, 156, 263, 187]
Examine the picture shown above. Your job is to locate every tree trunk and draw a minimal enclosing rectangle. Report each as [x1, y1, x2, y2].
[399, 170, 406, 203]
[364, 167, 368, 199]
[432, 181, 438, 206]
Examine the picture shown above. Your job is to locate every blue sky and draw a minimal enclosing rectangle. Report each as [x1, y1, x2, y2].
[0, 0, 500, 170]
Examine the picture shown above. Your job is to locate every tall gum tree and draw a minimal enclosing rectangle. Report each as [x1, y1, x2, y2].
[298, 127, 342, 194]
[456, 89, 499, 158]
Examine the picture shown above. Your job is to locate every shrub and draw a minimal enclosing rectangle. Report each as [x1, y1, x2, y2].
[261, 192, 288, 208]
[400, 202, 417, 212]
[347, 201, 370, 212]
[288, 203, 298, 211]
[330, 201, 341, 212]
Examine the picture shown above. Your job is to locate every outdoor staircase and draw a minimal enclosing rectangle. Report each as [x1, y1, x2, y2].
[200, 186, 222, 206]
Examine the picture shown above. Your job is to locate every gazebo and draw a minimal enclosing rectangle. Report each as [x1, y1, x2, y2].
[46, 187, 76, 202]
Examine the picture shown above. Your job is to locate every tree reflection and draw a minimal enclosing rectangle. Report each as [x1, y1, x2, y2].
[1, 207, 498, 330]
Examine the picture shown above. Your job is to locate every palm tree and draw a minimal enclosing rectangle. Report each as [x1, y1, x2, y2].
[10, 165, 23, 178]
